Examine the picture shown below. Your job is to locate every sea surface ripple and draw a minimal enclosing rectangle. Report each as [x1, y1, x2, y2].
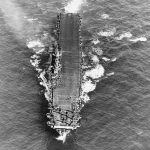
[0, 0, 150, 150]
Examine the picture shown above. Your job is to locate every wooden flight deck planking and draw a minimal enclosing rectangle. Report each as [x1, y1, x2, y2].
[52, 13, 81, 127]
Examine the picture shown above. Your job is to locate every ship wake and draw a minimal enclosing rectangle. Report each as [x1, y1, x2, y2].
[25, 13, 115, 143]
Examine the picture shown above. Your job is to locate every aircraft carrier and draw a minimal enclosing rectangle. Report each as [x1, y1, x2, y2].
[47, 13, 82, 137]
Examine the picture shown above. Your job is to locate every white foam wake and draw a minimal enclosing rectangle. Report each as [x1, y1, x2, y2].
[115, 32, 132, 40]
[83, 64, 104, 80]
[98, 28, 116, 37]
[65, 0, 86, 13]
[101, 13, 110, 19]
[114, 31, 147, 43]
[56, 131, 70, 143]
[80, 52, 105, 103]
[80, 64, 104, 103]
[129, 37, 147, 42]
[27, 40, 44, 49]
[92, 47, 103, 56]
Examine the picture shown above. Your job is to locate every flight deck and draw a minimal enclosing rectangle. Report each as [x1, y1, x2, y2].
[47, 13, 82, 133]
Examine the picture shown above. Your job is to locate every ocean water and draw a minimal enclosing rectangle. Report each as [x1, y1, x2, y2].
[0, 0, 150, 150]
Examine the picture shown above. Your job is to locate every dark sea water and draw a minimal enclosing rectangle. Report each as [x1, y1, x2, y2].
[0, 0, 150, 150]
